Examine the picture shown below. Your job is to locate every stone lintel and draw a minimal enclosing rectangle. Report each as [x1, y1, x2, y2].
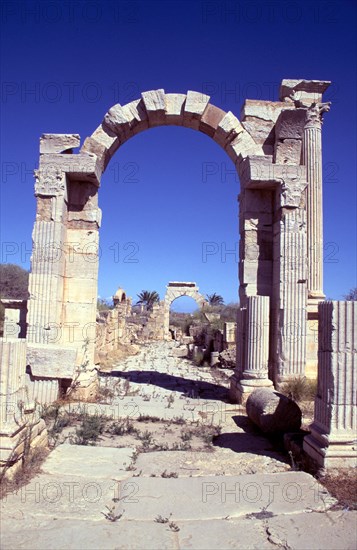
[240, 156, 307, 189]
[241, 99, 295, 123]
[168, 282, 197, 288]
[40, 134, 80, 154]
[279, 80, 331, 103]
[39, 153, 101, 186]
[26, 343, 78, 378]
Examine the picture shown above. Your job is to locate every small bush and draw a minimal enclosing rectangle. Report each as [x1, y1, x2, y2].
[137, 429, 154, 448]
[161, 470, 178, 478]
[198, 425, 221, 445]
[137, 414, 161, 423]
[72, 414, 106, 446]
[280, 377, 317, 402]
[108, 418, 137, 436]
[180, 429, 193, 442]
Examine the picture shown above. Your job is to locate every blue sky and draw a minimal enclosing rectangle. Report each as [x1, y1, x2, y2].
[1, 0, 356, 311]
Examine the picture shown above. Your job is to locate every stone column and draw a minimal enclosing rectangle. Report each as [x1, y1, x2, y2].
[302, 102, 331, 379]
[304, 301, 357, 468]
[230, 296, 273, 403]
[303, 103, 329, 301]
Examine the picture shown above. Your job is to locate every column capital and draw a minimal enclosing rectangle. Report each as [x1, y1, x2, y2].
[34, 168, 66, 197]
[279, 179, 307, 209]
[304, 101, 331, 130]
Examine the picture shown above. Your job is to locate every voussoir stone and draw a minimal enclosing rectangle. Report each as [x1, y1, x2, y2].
[246, 388, 302, 433]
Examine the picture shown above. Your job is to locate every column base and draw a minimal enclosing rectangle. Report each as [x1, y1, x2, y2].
[303, 422, 357, 469]
[307, 294, 325, 312]
[229, 374, 273, 405]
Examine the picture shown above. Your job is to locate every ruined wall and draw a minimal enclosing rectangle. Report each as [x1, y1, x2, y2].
[94, 297, 166, 363]
[0, 339, 48, 477]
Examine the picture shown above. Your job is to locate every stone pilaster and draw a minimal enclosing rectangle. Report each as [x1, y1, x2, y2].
[273, 180, 308, 383]
[229, 296, 273, 403]
[1, 300, 27, 339]
[26, 169, 67, 344]
[0, 339, 48, 477]
[304, 301, 357, 468]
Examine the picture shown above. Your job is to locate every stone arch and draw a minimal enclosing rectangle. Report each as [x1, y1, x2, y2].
[26, 79, 331, 400]
[113, 288, 127, 306]
[80, 89, 263, 176]
[164, 282, 207, 340]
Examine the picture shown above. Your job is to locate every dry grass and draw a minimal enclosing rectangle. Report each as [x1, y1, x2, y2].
[318, 468, 357, 510]
[280, 376, 317, 402]
[0, 447, 49, 500]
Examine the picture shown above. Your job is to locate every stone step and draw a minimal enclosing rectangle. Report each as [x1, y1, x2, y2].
[2, 511, 356, 550]
[1, 469, 335, 524]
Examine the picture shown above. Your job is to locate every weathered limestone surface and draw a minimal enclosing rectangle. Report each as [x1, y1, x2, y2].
[0, 339, 48, 476]
[40, 133, 80, 154]
[246, 388, 302, 433]
[304, 301, 357, 467]
[230, 297, 273, 403]
[82, 90, 263, 172]
[279, 79, 331, 103]
[26, 343, 77, 378]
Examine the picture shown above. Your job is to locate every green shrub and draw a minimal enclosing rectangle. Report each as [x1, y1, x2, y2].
[72, 414, 106, 446]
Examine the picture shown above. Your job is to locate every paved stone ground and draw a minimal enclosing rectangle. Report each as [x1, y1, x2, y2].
[1, 342, 356, 549]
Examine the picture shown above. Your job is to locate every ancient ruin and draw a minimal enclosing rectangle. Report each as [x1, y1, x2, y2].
[1, 78, 356, 475]
[163, 282, 207, 339]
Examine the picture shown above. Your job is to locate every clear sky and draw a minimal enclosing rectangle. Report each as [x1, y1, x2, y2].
[1, 0, 356, 312]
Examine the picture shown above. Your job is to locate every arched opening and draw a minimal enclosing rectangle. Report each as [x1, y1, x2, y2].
[169, 295, 203, 340]
[27, 83, 320, 402]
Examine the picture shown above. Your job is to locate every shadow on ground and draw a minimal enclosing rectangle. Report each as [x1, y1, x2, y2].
[101, 370, 229, 401]
[213, 415, 289, 463]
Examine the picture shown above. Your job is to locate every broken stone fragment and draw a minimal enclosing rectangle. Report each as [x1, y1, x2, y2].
[40, 134, 80, 154]
[279, 79, 331, 103]
[246, 388, 302, 433]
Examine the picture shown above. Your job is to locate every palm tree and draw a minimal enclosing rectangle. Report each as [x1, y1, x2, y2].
[206, 293, 224, 306]
[136, 290, 160, 311]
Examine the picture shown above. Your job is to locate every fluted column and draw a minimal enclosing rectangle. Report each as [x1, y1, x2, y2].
[303, 103, 330, 300]
[304, 301, 357, 468]
[230, 296, 273, 404]
[244, 296, 270, 379]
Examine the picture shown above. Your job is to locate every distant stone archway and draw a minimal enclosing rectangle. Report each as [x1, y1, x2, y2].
[25, 80, 331, 401]
[164, 282, 207, 339]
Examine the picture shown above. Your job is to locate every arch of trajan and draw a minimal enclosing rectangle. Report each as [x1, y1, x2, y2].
[1, 78, 356, 468]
